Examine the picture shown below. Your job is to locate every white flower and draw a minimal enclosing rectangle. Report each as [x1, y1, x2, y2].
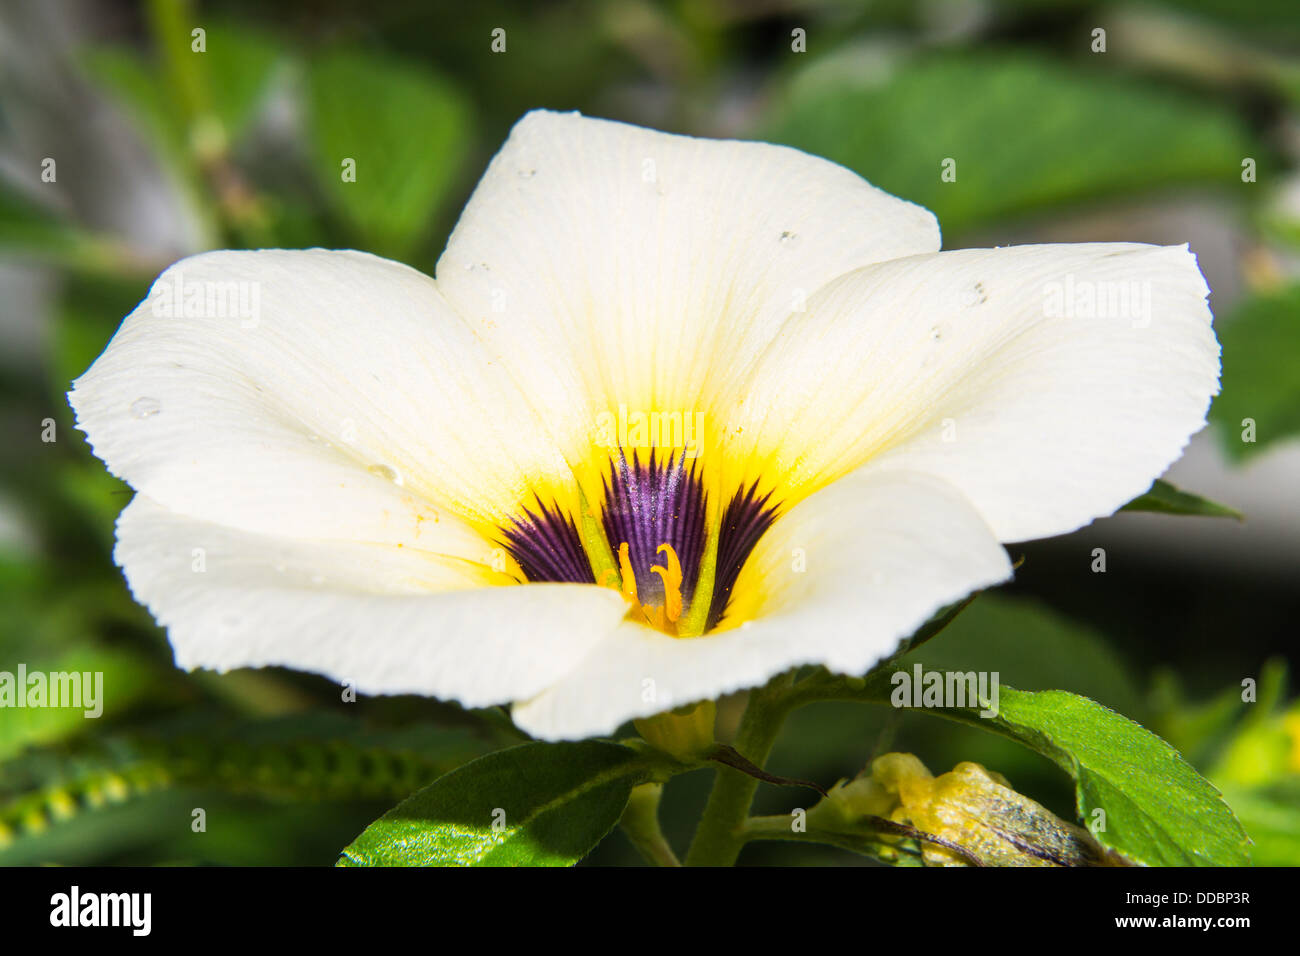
[69, 110, 1219, 741]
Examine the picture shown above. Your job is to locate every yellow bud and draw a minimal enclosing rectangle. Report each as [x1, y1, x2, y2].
[882, 755, 1111, 867]
[811, 752, 1120, 867]
[809, 774, 896, 831]
[634, 700, 716, 760]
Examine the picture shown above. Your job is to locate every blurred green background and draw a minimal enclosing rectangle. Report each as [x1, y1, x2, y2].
[1, 0, 1298, 866]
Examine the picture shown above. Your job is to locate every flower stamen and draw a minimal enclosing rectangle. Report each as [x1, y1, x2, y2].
[617, 542, 640, 604]
[600, 540, 686, 636]
[650, 543, 683, 623]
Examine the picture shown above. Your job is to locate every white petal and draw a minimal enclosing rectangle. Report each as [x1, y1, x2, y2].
[435, 109, 940, 459]
[116, 496, 631, 706]
[69, 249, 572, 547]
[512, 470, 1011, 740]
[729, 243, 1219, 541]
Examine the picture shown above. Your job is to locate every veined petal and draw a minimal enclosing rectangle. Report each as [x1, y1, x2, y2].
[116, 496, 631, 705]
[728, 243, 1219, 541]
[434, 109, 940, 464]
[512, 470, 1011, 740]
[69, 249, 573, 545]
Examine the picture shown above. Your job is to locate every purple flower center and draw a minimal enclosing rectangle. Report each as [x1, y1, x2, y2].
[498, 450, 779, 632]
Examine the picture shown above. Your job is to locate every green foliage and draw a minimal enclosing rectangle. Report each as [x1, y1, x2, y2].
[765, 595, 1143, 809]
[1121, 479, 1242, 519]
[1210, 284, 1300, 459]
[0, 188, 145, 277]
[910, 595, 1146, 717]
[339, 741, 650, 866]
[0, 0, 1293, 869]
[1150, 671, 1255, 769]
[80, 27, 280, 245]
[1169, 662, 1300, 866]
[305, 50, 471, 258]
[0, 648, 157, 762]
[86, 23, 281, 150]
[191, 25, 284, 141]
[968, 688, 1251, 866]
[0, 715, 492, 863]
[768, 661, 1248, 866]
[763, 53, 1256, 235]
[1217, 781, 1300, 867]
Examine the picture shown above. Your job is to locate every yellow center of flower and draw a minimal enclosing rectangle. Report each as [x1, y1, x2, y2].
[500, 447, 780, 639]
[598, 542, 685, 635]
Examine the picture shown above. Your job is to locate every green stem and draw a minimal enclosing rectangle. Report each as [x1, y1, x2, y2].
[619, 782, 681, 867]
[684, 672, 795, 866]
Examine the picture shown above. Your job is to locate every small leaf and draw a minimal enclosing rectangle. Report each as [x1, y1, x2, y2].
[306, 49, 470, 257]
[1120, 479, 1241, 519]
[707, 744, 828, 797]
[338, 741, 649, 866]
[1210, 283, 1300, 460]
[899, 592, 979, 653]
[968, 688, 1251, 866]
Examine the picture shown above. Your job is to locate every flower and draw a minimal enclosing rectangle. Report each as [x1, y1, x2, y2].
[69, 110, 1219, 741]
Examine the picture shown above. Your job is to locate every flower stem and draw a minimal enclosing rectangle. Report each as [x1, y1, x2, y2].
[684, 672, 795, 866]
[620, 782, 681, 867]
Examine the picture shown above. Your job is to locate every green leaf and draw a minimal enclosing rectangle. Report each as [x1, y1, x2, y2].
[306, 49, 471, 257]
[762, 53, 1256, 235]
[338, 741, 649, 866]
[1210, 283, 1300, 459]
[1120, 479, 1241, 519]
[897, 592, 978, 653]
[969, 688, 1251, 866]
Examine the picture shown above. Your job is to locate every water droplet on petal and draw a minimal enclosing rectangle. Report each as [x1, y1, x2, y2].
[129, 397, 162, 419]
[779, 230, 797, 242]
[368, 463, 402, 485]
